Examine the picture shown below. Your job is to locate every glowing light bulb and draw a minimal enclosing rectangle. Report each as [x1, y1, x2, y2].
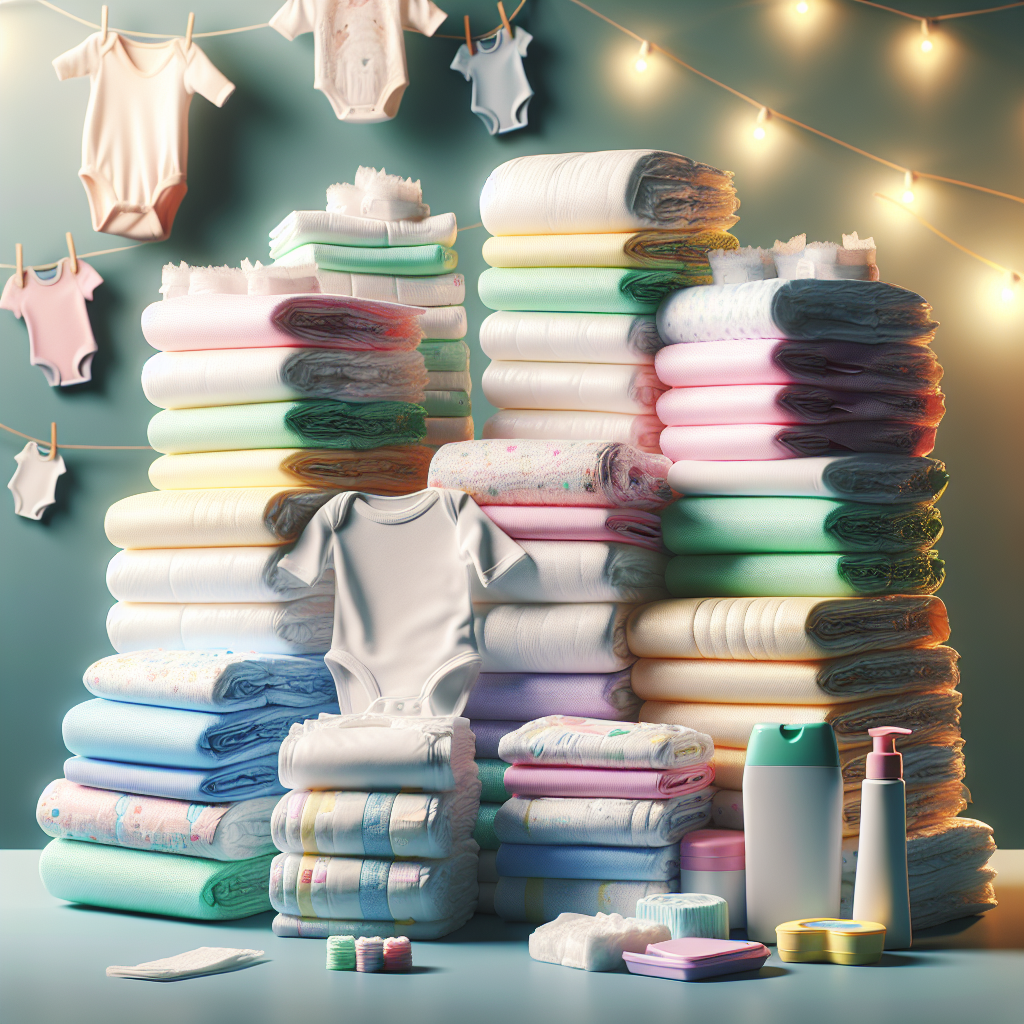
[795, 2, 809, 13]
[919, 19, 933, 52]
[753, 106, 769, 141]
[902, 171, 916, 205]
[635, 40, 650, 73]
[1001, 272, 1021, 303]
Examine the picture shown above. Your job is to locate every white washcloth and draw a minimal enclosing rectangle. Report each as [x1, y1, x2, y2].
[483, 409, 663, 452]
[269, 210, 458, 259]
[480, 311, 659, 364]
[317, 270, 465, 307]
[530, 913, 671, 972]
[106, 947, 267, 980]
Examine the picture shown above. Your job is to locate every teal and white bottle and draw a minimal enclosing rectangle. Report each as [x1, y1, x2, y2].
[743, 723, 843, 944]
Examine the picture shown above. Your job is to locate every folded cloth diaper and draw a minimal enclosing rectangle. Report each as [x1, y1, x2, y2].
[660, 497, 942, 554]
[481, 506, 663, 552]
[141, 294, 424, 352]
[479, 151, 739, 234]
[148, 447, 432, 494]
[271, 785, 482, 859]
[470, 720, 527, 759]
[429, 439, 673, 510]
[269, 845, 478, 922]
[422, 390, 471, 417]
[62, 698, 339, 769]
[529, 912, 672, 972]
[470, 541, 668, 604]
[498, 715, 714, 769]
[656, 279, 937, 345]
[626, 595, 951, 660]
[269, 210, 458, 259]
[474, 803, 501, 851]
[106, 597, 334, 655]
[479, 311, 660, 364]
[418, 305, 468, 338]
[276, 242, 457, 277]
[483, 409, 664, 453]
[36, 780, 278, 860]
[476, 759, 514, 803]
[474, 603, 637, 674]
[39, 839, 274, 920]
[317, 271, 466, 308]
[277, 714, 478, 793]
[142, 348, 429, 409]
[420, 339, 470, 371]
[495, 878, 674, 924]
[64, 754, 285, 803]
[631, 646, 959, 705]
[272, 911, 474, 940]
[463, 669, 640, 722]
[498, 843, 680, 881]
[483, 361, 666, 415]
[105, 487, 339, 549]
[494, 791, 713, 847]
[105, 548, 335, 604]
[82, 649, 335, 711]
[425, 417, 475, 448]
[502, 763, 714, 800]
[665, 455, 949, 506]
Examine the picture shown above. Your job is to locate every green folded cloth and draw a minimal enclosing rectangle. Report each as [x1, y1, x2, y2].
[478, 267, 690, 314]
[38, 838, 274, 920]
[474, 804, 502, 851]
[661, 497, 942, 555]
[149, 400, 427, 454]
[277, 242, 457, 277]
[666, 551, 944, 598]
[477, 759, 512, 803]
[422, 391, 471, 417]
[419, 340, 470, 372]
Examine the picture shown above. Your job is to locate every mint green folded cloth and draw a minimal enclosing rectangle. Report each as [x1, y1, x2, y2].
[476, 759, 512, 803]
[422, 391, 471, 417]
[278, 242, 457, 277]
[666, 551, 944, 597]
[474, 804, 502, 851]
[419, 340, 470, 372]
[39, 839, 274, 920]
[479, 268, 689, 314]
[661, 497, 942, 555]
[149, 400, 427, 454]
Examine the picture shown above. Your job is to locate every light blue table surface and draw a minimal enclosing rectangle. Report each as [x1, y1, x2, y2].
[2, 849, 1020, 1024]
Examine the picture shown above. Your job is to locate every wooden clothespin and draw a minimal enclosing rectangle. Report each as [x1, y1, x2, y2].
[100, 5, 108, 43]
[47, 422, 58, 461]
[15, 243, 24, 288]
[497, 1, 513, 38]
[185, 11, 194, 48]
[66, 232, 78, 275]
[464, 14, 475, 55]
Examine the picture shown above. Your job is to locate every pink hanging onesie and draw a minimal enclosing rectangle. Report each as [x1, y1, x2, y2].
[0, 259, 103, 386]
[53, 34, 235, 242]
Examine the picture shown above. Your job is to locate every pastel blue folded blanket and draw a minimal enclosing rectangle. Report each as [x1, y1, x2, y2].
[62, 699, 338, 769]
[83, 650, 335, 711]
[496, 843, 680, 881]
[64, 755, 286, 803]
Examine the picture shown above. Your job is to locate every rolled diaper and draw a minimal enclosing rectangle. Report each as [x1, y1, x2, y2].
[529, 912, 672, 972]
[635, 892, 729, 939]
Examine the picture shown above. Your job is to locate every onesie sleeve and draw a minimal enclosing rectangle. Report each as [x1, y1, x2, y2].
[515, 28, 532, 56]
[270, 0, 318, 40]
[449, 44, 471, 79]
[184, 45, 235, 106]
[0, 275, 24, 318]
[52, 35, 99, 81]
[401, 0, 448, 37]
[277, 501, 338, 586]
[72, 261, 103, 301]
[453, 492, 526, 586]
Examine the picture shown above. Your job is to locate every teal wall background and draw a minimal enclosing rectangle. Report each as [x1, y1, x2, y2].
[1, 0, 1021, 848]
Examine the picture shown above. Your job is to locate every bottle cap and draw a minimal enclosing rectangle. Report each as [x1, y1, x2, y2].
[744, 723, 840, 768]
[865, 726, 912, 780]
[679, 829, 745, 871]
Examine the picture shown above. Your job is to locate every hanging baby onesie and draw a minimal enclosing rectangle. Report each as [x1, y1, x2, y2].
[52, 34, 234, 241]
[278, 488, 525, 717]
[8, 442, 66, 520]
[450, 26, 532, 135]
[271, 0, 448, 123]
[0, 259, 102, 386]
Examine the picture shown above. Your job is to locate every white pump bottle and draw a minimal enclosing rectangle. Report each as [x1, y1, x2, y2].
[852, 726, 913, 949]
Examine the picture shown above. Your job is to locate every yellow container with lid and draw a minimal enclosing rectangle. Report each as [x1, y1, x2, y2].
[775, 918, 886, 965]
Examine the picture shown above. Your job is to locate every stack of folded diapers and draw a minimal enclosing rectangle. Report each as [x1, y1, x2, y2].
[628, 250, 996, 928]
[476, 150, 740, 453]
[482, 717, 715, 923]
[268, 166, 473, 448]
[269, 713, 482, 939]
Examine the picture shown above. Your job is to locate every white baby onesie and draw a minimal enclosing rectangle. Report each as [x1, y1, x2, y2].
[271, 0, 448, 123]
[8, 442, 66, 520]
[53, 34, 235, 242]
[279, 488, 525, 717]
[450, 26, 532, 135]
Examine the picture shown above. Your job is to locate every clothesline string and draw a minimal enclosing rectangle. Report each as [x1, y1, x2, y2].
[0, 421, 152, 451]
[849, 0, 1024, 21]
[0, 243, 146, 272]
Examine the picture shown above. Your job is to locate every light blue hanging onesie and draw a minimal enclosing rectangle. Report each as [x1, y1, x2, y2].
[450, 27, 533, 135]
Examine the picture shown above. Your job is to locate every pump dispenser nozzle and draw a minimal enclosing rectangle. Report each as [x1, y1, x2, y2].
[865, 726, 913, 780]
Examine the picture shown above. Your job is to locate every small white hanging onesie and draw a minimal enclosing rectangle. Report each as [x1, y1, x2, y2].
[271, 0, 448, 123]
[450, 26, 533, 135]
[279, 488, 525, 717]
[8, 442, 66, 520]
[53, 34, 235, 242]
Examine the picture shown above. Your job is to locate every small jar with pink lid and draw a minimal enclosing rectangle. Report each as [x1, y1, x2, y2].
[679, 830, 746, 931]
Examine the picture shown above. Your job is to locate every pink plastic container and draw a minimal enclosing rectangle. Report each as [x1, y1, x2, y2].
[623, 937, 770, 981]
[679, 829, 746, 930]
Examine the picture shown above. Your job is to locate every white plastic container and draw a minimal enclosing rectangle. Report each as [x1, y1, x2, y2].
[678, 829, 746, 930]
[743, 723, 843, 944]
[853, 726, 913, 949]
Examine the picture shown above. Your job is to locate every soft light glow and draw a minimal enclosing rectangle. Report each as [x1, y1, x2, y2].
[902, 171, 916, 205]
[1001, 273, 1021, 304]
[753, 106, 769, 141]
[919, 19, 933, 53]
[635, 40, 650, 73]
[795, 2, 809, 13]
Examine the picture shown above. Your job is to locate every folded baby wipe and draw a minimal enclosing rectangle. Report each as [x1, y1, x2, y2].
[106, 947, 267, 981]
[529, 913, 671, 972]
